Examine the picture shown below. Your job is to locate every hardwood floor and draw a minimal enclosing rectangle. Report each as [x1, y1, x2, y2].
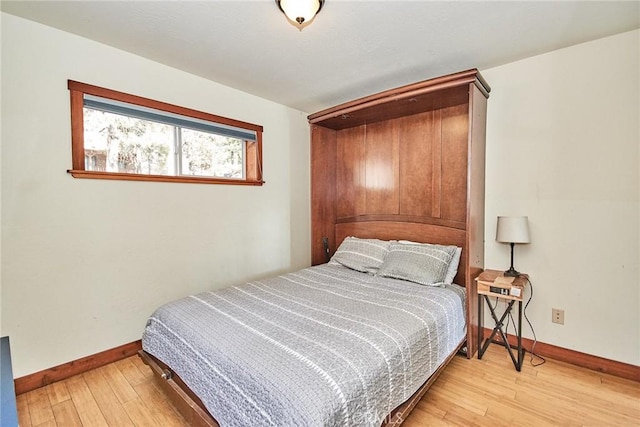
[17, 344, 639, 426]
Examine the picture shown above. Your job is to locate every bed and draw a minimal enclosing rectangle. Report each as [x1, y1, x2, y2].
[142, 238, 467, 426]
[140, 69, 489, 426]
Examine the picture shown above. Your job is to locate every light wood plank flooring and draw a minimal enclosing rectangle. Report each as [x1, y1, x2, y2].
[18, 344, 639, 426]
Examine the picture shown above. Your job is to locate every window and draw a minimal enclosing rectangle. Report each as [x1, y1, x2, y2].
[68, 81, 263, 185]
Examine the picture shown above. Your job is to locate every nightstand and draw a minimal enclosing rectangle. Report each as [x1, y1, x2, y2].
[476, 269, 528, 371]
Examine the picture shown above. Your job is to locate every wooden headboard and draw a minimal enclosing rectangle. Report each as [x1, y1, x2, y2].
[308, 69, 490, 357]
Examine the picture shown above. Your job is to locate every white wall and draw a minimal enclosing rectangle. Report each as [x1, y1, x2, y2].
[0, 13, 311, 377]
[482, 30, 639, 365]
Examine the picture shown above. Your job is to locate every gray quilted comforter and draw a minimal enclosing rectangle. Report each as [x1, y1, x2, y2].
[142, 264, 466, 426]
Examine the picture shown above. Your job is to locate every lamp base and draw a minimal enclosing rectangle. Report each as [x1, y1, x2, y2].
[503, 267, 520, 277]
[504, 242, 521, 277]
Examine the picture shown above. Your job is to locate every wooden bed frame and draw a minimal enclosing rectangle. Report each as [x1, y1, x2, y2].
[139, 337, 465, 427]
[310, 68, 489, 358]
[139, 69, 490, 426]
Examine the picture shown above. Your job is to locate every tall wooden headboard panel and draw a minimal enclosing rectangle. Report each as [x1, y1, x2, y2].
[308, 69, 490, 357]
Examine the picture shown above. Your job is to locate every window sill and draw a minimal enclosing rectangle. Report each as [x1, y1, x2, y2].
[67, 170, 264, 186]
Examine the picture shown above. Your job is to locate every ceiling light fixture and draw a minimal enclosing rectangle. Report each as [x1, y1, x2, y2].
[276, 0, 324, 29]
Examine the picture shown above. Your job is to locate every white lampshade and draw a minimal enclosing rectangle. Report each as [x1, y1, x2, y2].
[278, 0, 323, 25]
[496, 216, 531, 244]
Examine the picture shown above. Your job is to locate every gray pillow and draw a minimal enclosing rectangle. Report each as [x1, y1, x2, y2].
[330, 237, 391, 274]
[377, 242, 458, 286]
[398, 240, 462, 285]
[444, 247, 463, 284]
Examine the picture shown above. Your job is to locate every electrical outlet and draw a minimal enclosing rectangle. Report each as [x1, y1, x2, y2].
[552, 308, 564, 325]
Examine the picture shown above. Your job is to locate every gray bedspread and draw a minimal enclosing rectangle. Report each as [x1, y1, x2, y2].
[142, 263, 466, 426]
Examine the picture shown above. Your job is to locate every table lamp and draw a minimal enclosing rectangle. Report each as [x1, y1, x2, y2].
[496, 216, 530, 277]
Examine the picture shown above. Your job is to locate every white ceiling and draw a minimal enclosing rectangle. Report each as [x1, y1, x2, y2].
[2, 1, 638, 113]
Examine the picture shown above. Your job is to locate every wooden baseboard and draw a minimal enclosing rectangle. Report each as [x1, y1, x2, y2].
[14, 340, 142, 395]
[14, 333, 639, 396]
[482, 328, 640, 382]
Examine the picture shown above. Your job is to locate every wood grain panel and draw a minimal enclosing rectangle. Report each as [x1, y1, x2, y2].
[309, 87, 468, 131]
[99, 364, 138, 404]
[51, 400, 82, 427]
[245, 138, 262, 183]
[336, 214, 465, 230]
[310, 69, 490, 365]
[16, 394, 32, 427]
[308, 69, 490, 130]
[114, 358, 148, 387]
[365, 121, 399, 214]
[465, 84, 488, 358]
[82, 369, 135, 427]
[132, 381, 186, 426]
[18, 351, 639, 427]
[26, 388, 55, 426]
[122, 397, 161, 427]
[67, 171, 264, 186]
[335, 221, 465, 248]
[69, 90, 85, 171]
[46, 382, 71, 406]
[310, 125, 337, 265]
[466, 84, 487, 273]
[398, 111, 438, 217]
[65, 376, 109, 427]
[440, 104, 469, 223]
[431, 109, 443, 218]
[336, 125, 366, 218]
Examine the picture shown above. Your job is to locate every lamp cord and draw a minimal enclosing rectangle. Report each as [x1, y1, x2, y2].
[523, 276, 546, 366]
[493, 276, 546, 367]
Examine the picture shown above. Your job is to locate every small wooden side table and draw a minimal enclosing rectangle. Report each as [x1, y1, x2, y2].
[476, 269, 528, 371]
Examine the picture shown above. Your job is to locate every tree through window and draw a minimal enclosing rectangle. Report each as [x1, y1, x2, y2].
[68, 81, 263, 186]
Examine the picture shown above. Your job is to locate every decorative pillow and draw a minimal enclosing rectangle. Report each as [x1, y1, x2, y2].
[377, 242, 458, 286]
[330, 237, 391, 274]
[398, 241, 462, 285]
